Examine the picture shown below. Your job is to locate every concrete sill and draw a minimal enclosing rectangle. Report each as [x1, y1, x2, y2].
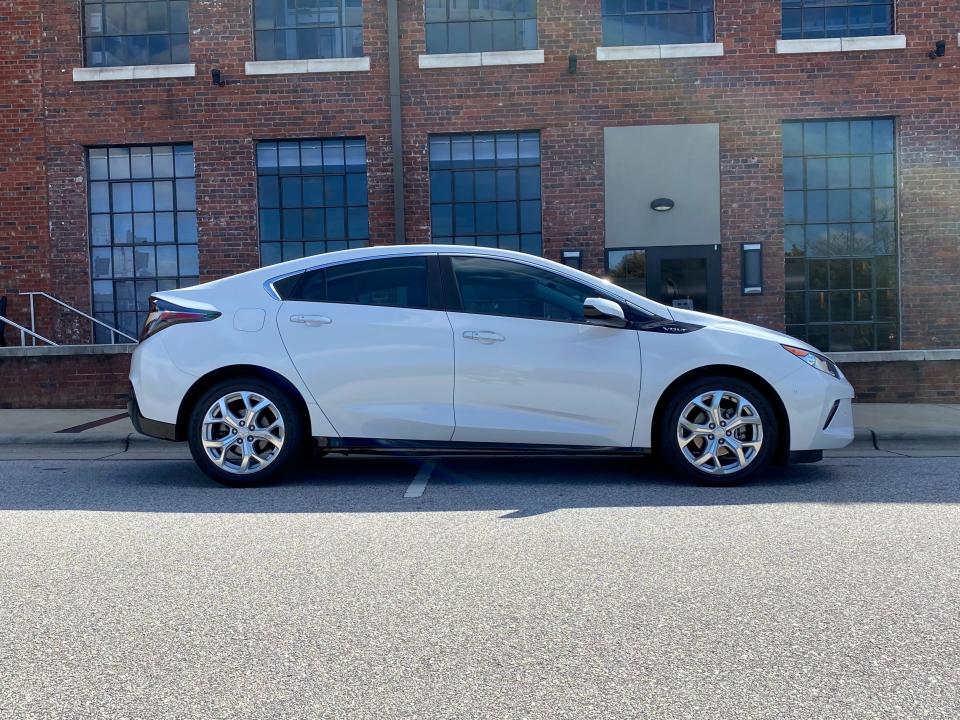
[245, 57, 371, 75]
[72, 64, 196, 82]
[829, 349, 960, 364]
[775, 35, 906, 54]
[596, 42, 724, 61]
[418, 49, 544, 69]
[0, 344, 137, 358]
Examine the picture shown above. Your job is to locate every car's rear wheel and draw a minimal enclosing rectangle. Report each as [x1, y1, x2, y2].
[187, 378, 303, 487]
[658, 376, 778, 486]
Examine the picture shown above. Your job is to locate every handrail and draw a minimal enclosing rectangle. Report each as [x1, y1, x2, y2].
[18, 291, 138, 344]
[0, 314, 57, 346]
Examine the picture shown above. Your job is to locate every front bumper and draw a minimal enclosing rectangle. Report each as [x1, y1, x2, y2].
[128, 388, 179, 441]
[773, 368, 856, 452]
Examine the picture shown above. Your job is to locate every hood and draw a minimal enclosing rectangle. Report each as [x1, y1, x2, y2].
[667, 306, 819, 352]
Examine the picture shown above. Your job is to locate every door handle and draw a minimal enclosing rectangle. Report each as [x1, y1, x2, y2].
[463, 330, 505, 344]
[289, 314, 332, 327]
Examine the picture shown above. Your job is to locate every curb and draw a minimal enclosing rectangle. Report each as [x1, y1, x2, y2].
[0, 432, 173, 447]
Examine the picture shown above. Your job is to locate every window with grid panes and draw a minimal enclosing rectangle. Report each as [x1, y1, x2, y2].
[257, 139, 369, 265]
[253, 0, 363, 60]
[83, 1, 189, 67]
[783, 119, 899, 352]
[601, 0, 715, 47]
[424, 0, 537, 54]
[429, 132, 542, 255]
[88, 145, 198, 342]
[781, 0, 893, 40]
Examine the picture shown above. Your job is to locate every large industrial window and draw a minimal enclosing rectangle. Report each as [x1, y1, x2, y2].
[429, 132, 542, 255]
[83, 1, 189, 67]
[424, 0, 537, 54]
[783, 119, 898, 351]
[88, 145, 198, 342]
[781, 0, 893, 40]
[256, 139, 369, 266]
[601, 0, 715, 46]
[253, 0, 363, 60]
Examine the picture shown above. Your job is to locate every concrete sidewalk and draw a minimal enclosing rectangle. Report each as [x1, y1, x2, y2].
[0, 404, 958, 454]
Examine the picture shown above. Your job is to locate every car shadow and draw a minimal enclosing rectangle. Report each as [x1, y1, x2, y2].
[1, 453, 956, 517]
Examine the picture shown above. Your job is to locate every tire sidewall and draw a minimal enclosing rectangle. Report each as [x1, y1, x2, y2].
[187, 378, 303, 487]
[659, 376, 778, 486]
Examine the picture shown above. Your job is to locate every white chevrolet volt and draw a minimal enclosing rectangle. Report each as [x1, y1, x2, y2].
[128, 245, 855, 487]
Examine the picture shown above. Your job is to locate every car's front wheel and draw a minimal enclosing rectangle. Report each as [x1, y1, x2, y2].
[658, 376, 778, 486]
[187, 378, 303, 487]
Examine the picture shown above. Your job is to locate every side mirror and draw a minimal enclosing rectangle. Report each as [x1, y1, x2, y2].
[583, 297, 627, 328]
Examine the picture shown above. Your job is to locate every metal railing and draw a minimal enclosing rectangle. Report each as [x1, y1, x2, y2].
[0, 292, 138, 347]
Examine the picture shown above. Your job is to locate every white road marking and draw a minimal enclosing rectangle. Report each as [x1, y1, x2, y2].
[404, 460, 435, 498]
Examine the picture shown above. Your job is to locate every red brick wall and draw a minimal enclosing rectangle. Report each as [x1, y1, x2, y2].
[0, 0, 957, 353]
[840, 360, 960, 403]
[0, 352, 131, 409]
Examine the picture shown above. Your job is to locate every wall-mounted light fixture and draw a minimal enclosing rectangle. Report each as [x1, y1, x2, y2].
[567, 54, 578, 74]
[561, 249, 583, 269]
[742, 242, 763, 295]
[211, 68, 225, 86]
[929, 40, 946, 59]
[650, 198, 675, 212]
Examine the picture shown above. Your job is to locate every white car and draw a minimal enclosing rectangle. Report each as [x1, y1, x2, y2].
[128, 245, 855, 487]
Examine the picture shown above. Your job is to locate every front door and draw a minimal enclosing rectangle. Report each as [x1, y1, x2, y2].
[278, 255, 455, 442]
[443, 255, 642, 447]
[646, 245, 721, 314]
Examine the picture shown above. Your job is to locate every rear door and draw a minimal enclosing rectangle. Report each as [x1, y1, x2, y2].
[278, 254, 455, 441]
[443, 255, 643, 447]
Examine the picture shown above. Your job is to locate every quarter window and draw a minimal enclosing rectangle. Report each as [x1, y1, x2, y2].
[449, 256, 596, 322]
[781, 0, 893, 40]
[83, 1, 189, 67]
[88, 145, 198, 342]
[256, 139, 369, 266]
[424, 0, 537, 54]
[253, 0, 363, 60]
[783, 119, 899, 351]
[292, 257, 431, 309]
[601, 0, 715, 47]
[429, 132, 542, 255]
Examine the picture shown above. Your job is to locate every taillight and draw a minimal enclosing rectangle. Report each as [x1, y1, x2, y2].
[140, 296, 221, 341]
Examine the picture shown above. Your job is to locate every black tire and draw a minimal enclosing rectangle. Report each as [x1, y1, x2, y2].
[657, 375, 779, 486]
[187, 377, 305, 487]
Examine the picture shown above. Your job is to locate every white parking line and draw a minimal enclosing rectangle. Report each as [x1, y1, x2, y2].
[404, 460, 435, 498]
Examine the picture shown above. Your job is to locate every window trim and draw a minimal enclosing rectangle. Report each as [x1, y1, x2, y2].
[775, 35, 905, 54]
[72, 63, 196, 82]
[596, 42, 723, 61]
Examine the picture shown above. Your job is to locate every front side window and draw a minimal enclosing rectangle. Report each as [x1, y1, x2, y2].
[429, 132, 542, 255]
[292, 257, 431, 309]
[449, 256, 596, 322]
[83, 1, 189, 67]
[254, 0, 363, 60]
[782, 0, 893, 40]
[783, 119, 899, 351]
[424, 0, 537, 54]
[88, 145, 198, 341]
[257, 139, 369, 266]
[601, 0, 715, 47]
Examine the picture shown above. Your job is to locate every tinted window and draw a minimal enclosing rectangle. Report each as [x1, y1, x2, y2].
[425, 0, 537, 54]
[781, 0, 893, 40]
[84, 1, 190, 67]
[601, 0, 715, 47]
[294, 257, 430, 309]
[253, 0, 363, 60]
[450, 256, 599, 322]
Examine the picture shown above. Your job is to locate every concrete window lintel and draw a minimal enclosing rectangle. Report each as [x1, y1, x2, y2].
[418, 49, 544, 69]
[597, 43, 724, 61]
[244, 57, 371, 75]
[776, 35, 906, 55]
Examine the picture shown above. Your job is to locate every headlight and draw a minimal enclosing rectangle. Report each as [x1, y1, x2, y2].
[782, 345, 843, 379]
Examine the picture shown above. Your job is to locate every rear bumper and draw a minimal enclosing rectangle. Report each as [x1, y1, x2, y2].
[128, 389, 178, 441]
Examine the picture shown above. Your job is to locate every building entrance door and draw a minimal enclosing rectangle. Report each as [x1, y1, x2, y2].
[607, 244, 722, 315]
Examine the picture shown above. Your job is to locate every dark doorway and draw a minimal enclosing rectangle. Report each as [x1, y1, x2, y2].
[607, 244, 722, 315]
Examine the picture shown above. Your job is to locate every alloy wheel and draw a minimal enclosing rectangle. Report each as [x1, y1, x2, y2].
[676, 390, 764, 476]
[201, 390, 285, 475]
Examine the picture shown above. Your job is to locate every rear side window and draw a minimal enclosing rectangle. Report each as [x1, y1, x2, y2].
[291, 256, 431, 309]
[449, 256, 596, 322]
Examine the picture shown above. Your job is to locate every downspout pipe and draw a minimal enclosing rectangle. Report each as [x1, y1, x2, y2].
[386, 0, 405, 243]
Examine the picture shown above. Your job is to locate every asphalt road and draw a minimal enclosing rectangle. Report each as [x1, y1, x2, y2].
[1, 453, 958, 720]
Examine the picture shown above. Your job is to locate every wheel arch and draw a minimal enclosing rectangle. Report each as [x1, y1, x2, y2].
[175, 364, 312, 442]
[651, 364, 791, 463]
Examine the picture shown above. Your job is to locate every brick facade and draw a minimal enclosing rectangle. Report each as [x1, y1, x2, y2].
[1, 1, 959, 396]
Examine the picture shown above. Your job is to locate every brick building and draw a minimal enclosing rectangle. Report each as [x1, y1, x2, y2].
[1, 0, 959, 406]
